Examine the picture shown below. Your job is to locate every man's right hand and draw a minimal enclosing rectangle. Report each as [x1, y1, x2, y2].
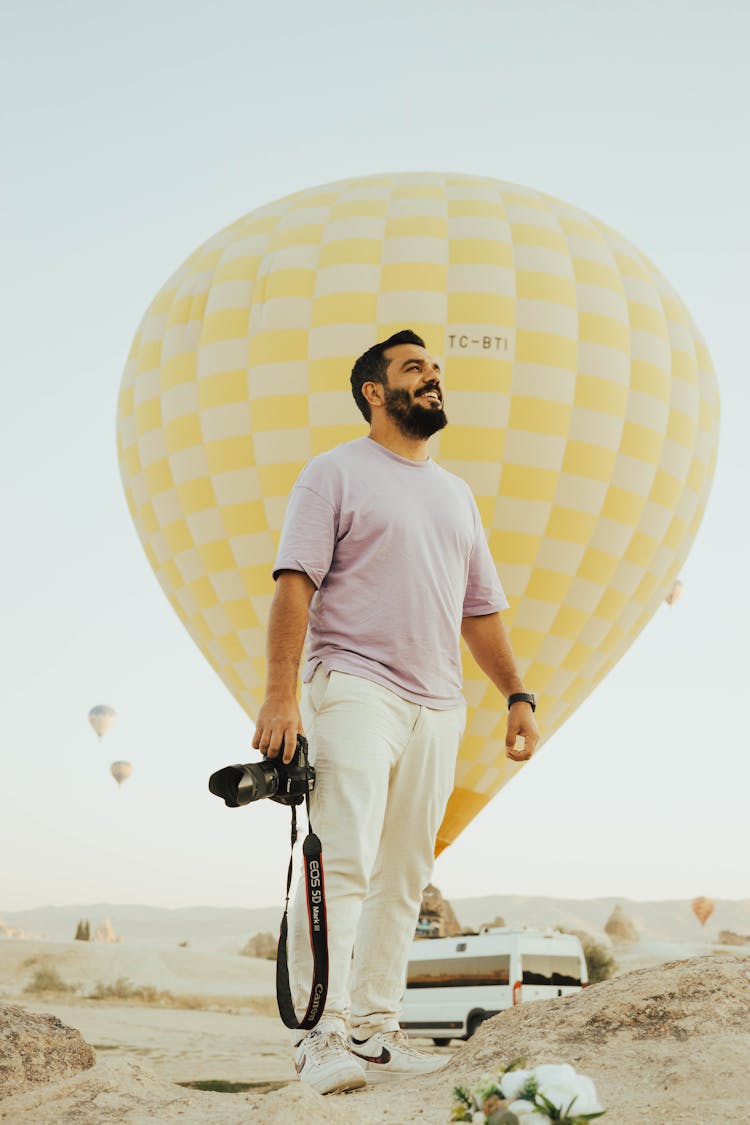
[252, 696, 303, 765]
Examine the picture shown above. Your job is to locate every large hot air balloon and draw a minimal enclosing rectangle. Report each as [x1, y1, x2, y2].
[117, 172, 719, 854]
[88, 705, 117, 740]
[110, 761, 133, 787]
[691, 896, 715, 927]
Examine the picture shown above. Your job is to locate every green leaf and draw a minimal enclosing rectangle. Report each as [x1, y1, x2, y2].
[532, 1093, 607, 1123]
[534, 1093, 563, 1119]
[453, 1086, 474, 1109]
[518, 1076, 539, 1101]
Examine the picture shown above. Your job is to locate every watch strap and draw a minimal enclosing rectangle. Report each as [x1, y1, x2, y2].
[507, 692, 536, 712]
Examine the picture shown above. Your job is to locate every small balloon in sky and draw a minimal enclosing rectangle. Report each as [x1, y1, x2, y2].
[691, 896, 714, 927]
[664, 578, 684, 606]
[88, 705, 117, 740]
[110, 761, 133, 787]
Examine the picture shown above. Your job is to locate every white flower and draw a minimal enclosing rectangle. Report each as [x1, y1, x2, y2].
[538, 1083, 582, 1114]
[472, 1113, 486, 1124]
[564, 1073, 603, 1115]
[508, 1100, 550, 1123]
[536, 1070, 603, 1116]
[498, 1068, 534, 1099]
[533, 1063, 577, 1087]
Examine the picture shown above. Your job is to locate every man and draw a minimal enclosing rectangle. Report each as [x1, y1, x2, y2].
[252, 329, 539, 1095]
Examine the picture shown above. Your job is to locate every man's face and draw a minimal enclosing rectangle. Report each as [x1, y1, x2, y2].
[380, 344, 447, 439]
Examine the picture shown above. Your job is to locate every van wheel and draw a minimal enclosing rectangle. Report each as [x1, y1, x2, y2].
[432, 1037, 450, 1047]
[466, 1013, 486, 1039]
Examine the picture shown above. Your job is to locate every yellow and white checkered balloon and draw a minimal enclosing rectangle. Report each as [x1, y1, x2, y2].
[117, 172, 719, 853]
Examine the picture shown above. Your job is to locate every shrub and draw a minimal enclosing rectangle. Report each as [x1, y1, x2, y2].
[24, 964, 76, 994]
[88, 978, 167, 1003]
[557, 926, 617, 984]
[88, 977, 137, 999]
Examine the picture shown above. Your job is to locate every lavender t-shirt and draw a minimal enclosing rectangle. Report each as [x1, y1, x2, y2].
[273, 437, 508, 709]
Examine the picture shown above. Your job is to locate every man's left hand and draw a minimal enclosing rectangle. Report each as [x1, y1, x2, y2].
[505, 702, 539, 761]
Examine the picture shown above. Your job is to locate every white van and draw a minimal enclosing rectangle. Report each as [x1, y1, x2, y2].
[399, 927, 587, 1044]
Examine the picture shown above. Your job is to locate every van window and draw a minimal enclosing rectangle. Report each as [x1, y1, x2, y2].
[521, 955, 582, 987]
[407, 954, 511, 989]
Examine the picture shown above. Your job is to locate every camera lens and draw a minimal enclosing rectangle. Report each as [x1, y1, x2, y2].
[208, 760, 279, 806]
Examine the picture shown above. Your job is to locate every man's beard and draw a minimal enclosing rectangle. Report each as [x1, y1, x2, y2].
[383, 386, 448, 439]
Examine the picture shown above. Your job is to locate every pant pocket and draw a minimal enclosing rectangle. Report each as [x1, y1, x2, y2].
[306, 664, 331, 713]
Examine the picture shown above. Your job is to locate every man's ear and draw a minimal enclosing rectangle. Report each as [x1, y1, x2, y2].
[362, 381, 384, 409]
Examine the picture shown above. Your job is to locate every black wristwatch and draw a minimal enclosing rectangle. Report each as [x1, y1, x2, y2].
[507, 692, 536, 712]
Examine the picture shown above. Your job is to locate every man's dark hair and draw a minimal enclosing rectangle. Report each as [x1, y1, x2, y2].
[350, 329, 426, 422]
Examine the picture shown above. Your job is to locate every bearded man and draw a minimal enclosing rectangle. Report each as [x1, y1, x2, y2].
[252, 329, 539, 1094]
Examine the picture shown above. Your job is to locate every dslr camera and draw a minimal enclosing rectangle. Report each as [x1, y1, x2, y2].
[208, 734, 315, 808]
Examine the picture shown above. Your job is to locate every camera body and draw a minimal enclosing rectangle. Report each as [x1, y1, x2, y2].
[208, 734, 315, 808]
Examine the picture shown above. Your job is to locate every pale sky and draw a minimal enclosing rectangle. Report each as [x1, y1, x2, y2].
[1, 0, 748, 913]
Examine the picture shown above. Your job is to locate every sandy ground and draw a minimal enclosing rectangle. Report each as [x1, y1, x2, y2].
[2, 940, 750, 1122]
[17, 1001, 299, 1085]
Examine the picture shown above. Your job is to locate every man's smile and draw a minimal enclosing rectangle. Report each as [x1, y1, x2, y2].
[416, 386, 442, 405]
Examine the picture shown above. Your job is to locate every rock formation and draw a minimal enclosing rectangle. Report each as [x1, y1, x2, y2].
[2, 956, 749, 1122]
[604, 903, 639, 944]
[718, 930, 750, 946]
[0, 920, 41, 940]
[417, 884, 462, 938]
[444, 953, 750, 1123]
[479, 914, 507, 930]
[240, 931, 277, 959]
[0, 921, 20, 939]
[0, 1005, 95, 1099]
[93, 918, 119, 943]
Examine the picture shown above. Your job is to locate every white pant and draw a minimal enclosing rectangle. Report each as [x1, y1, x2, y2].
[289, 667, 466, 1038]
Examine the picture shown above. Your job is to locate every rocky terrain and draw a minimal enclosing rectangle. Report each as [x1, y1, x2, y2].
[1, 953, 749, 1123]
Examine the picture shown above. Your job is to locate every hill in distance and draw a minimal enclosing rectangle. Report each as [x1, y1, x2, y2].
[2, 895, 748, 950]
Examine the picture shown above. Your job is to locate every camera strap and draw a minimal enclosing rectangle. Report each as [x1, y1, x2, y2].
[275, 747, 328, 1029]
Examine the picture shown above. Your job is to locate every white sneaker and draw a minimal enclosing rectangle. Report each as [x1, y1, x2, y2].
[348, 1029, 445, 1081]
[294, 1025, 367, 1095]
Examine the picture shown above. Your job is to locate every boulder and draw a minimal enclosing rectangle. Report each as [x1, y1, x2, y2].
[0, 1005, 95, 1099]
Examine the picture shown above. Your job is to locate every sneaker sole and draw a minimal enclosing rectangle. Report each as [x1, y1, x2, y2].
[299, 1068, 367, 1095]
[360, 1062, 445, 1083]
[301, 1066, 366, 1093]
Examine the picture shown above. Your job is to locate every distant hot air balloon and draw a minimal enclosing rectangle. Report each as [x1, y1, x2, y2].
[88, 705, 117, 740]
[691, 896, 714, 927]
[110, 761, 132, 787]
[665, 579, 684, 606]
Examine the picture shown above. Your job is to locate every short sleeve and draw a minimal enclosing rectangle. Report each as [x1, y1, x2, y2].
[462, 505, 509, 616]
[272, 484, 337, 588]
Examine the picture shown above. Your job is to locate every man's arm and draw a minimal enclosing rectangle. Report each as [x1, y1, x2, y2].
[461, 612, 540, 762]
[252, 570, 316, 763]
